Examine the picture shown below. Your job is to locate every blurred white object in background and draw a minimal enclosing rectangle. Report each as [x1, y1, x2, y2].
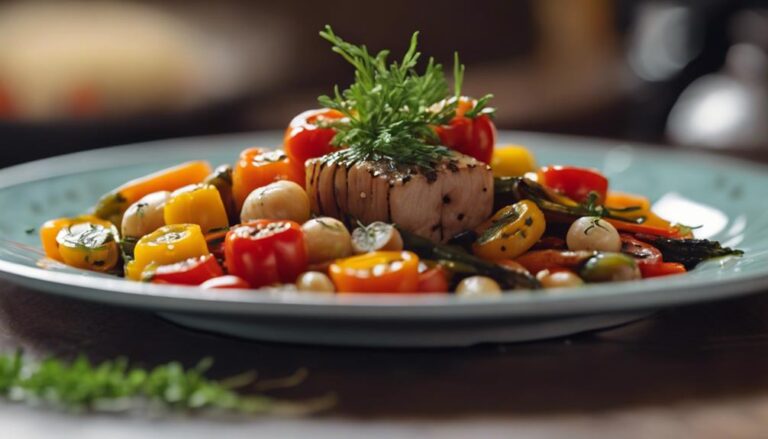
[667, 10, 768, 151]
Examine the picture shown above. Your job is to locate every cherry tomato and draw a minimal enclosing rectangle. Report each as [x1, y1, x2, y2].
[232, 148, 303, 210]
[639, 262, 687, 278]
[329, 251, 420, 293]
[284, 108, 344, 178]
[620, 234, 662, 266]
[538, 166, 608, 204]
[150, 254, 224, 285]
[224, 220, 307, 288]
[200, 275, 251, 289]
[417, 266, 449, 293]
[434, 96, 496, 164]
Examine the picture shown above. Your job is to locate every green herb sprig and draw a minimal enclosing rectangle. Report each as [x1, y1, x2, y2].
[317, 25, 464, 169]
[0, 351, 332, 416]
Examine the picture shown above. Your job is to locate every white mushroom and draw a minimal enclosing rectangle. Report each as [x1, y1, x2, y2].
[121, 191, 170, 239]
[566, 216, 621, 252]
[301, 217, 353, 264]
[240, 180, 310, 224]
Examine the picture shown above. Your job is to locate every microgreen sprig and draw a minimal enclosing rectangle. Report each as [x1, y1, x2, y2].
[317, 25, 468, 169]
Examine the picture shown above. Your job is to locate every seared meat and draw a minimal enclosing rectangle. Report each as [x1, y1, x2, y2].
[306, 152, 493, 242]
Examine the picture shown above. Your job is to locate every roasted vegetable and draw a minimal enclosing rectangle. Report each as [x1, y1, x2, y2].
[399, 227, 540, 290]
[296, 271, 336, 293]
[455, 276, 502, 297]
[232, 148, 303, 210]
[302, 217, 353, 264]
[351, 222, 403, 254]
[93, 161, 211, 225]
[515, 249, 595, 275]
[433, 96, 496, 164]
[329, 251, 420, 293]
[150, 254, 224, 285]
[538, 166, 608, 204]
[121, 191, 170, 240]
[125, 224, 210, 280]
[203, 165, 238, 224]
[494, 177, 684, 238]
[163, 184, 229, 234]
[634, 235, 744, 269]
[224, 220, 307, 288]
[490, 145, 536, 178]
[40, 215, 114, 262]
[284, 108, 344, 181]
[56, 222, 120, 272]
[473, 200, 546, 260]
[240, 180, 310, 224]
[580, 253, 641, 283]
[566, 216, 621, 252]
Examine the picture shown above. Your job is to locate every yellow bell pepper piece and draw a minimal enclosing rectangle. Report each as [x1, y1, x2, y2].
[93, 161, 212, 225]
[473, 200, 546, 260]
[163, 184, 229, 234]
[125, 224, 209, 280]
[40, 215, 115, 261]
[491, 145, 536, 178]
[56, 222, 120, 272]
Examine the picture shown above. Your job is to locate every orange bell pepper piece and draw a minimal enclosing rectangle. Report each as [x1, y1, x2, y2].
[329, 251, 420, 293]
[232, 148, 303, 210]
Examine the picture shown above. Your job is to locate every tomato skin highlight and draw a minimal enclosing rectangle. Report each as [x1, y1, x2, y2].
[329, 251, 420, 293]
[539, 166, 608, 204]
[232, 148, 303, 210]
[434, 97, 496, 164]
[200, 275, 251, 289]
[417, 267, 450, 293]
[284, 108, 343, 179]
[224, 220, 307, 288]
[151, 254, 224, 285]
[639, 262, 687, 278]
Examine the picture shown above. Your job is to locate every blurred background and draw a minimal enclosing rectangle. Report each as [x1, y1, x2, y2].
[1, 0, 767, 167]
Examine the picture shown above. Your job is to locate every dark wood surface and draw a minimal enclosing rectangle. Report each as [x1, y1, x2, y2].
[3, 277, 768, 437]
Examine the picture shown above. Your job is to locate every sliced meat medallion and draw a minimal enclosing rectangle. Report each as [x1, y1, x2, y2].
[306, 151, 493, 242]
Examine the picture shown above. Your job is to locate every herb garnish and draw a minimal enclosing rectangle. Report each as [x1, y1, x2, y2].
[317, 25, 469, 169]
[0, 351, 332, 415]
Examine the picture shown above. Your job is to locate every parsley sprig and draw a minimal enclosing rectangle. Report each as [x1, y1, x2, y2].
[317, 25, 464, 169]
[0, 351, 332, 416]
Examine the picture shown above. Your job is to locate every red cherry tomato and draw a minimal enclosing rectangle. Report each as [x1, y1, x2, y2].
[434, 97, 496, 164]
[538, 166, 609, 204]
[620, 234, 662, 266]
[639, 262, 687, 278]
[151, 254, 224, 285]
[417, 267, 450, 293]
[200, 275, 251, 289]
[284, 108, 344, 179]
[224, 220, 308, 288]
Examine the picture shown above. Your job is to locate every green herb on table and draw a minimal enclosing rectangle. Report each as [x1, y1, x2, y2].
[0, 351, 333, 416]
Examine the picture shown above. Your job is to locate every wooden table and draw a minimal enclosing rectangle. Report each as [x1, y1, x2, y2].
[2, 277, 768, 438]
